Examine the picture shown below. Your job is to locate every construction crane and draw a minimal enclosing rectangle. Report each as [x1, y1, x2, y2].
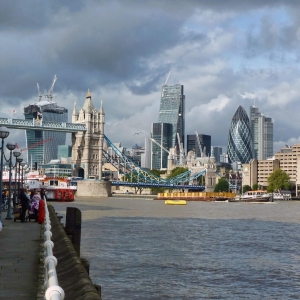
[44, 75, 57, 102]
[19, 138, 52, 153]
[195, 131, 204, 157]
[165, 71, 171, 85]
[150, 138, 170, 155]
[37, 83, 42, 102]
[176, 133, 184, 165]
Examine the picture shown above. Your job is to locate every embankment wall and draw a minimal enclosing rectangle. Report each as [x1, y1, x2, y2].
[48, 204, 101, 300]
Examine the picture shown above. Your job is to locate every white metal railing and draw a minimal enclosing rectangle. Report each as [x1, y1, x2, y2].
[44, 202, 65, 300]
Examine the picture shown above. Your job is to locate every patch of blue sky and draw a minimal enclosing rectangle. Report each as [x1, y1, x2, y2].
[230, 7, 292, 33]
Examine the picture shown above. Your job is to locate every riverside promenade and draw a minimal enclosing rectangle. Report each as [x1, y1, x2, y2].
[0, 218, 41, 299]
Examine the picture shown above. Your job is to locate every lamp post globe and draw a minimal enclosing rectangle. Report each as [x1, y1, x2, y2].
[5, 141, 16, 220]
[0, 126, 9, 223]
[12, 149, 21, 207]
[0, 126, 10, 139]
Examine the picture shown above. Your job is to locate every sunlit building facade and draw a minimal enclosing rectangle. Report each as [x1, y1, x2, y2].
[249, 105, 273, 160]
[227, 106, 253, 164]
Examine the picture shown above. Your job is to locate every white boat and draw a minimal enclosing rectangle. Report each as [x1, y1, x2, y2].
[231, 190, 272, 202]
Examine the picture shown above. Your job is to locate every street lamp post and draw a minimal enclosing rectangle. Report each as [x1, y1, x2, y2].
[0, 126, 10, 223]
[20, 162, 27, 188]
[16, 158, 23, 198]
[5, 141, 16, 220]
[12, 149, 21, 207]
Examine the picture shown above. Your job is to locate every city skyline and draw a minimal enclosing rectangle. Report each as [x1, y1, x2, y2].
[1, 1, 300, 156]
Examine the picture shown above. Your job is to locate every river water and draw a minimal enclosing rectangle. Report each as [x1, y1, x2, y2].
[52, 197, 300, 300]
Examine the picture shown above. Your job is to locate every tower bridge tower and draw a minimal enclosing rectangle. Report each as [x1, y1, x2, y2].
[71, 90, 104, 180]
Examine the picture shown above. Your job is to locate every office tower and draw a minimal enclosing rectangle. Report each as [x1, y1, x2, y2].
[24, 100, 68, 167]
[57, 145, 72, 160]
[151, 123, 173, 170]
[186, 134, 211, 157]
[141, 137, 151, 169]
[211, 146, 222, 163]
[227, 106, 253, 164]
[249, 105, 273, 160]
[158, 84, 185, 149]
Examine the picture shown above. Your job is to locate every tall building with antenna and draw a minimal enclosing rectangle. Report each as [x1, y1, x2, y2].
[158, 82, 185, 150]
[23, 76, 68, 167]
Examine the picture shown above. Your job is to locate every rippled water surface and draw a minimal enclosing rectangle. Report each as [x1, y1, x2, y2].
[52, 198, 300, 299]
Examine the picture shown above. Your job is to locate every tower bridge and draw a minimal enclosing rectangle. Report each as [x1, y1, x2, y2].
[0, 118, 86, 132]
[0, 90, 221, 195]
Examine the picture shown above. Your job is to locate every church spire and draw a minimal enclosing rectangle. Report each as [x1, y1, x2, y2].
[72, 101, 78, 116]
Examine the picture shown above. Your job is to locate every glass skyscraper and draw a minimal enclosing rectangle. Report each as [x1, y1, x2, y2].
[151, 123, 173, 170]
[186, 134, 211, 157]
[249, 105, 273, 160]
[227, 106, 253, 164]
[158, 84, 185, 149]
[211, 146, 223, 163]
[24, 100, 68, 167]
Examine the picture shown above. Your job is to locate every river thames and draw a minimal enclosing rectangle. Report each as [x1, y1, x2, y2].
[52, 197, 300, 299]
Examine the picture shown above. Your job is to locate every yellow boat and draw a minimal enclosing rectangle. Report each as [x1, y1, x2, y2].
[164, 200, 187, 205]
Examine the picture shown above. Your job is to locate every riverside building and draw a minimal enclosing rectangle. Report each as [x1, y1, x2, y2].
[242, 144, 300, 196]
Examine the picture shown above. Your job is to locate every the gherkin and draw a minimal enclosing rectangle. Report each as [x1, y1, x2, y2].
[227, 106, 253, 163]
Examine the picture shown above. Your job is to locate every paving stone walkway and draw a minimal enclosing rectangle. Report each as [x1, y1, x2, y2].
[0, 215, 41, 299]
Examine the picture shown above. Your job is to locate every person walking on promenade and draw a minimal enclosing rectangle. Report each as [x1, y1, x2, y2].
[38, 189, 45, 224]
[19, 188, 30, 222]
[30, 190, 40, 222]
[30, 188, 37, 200]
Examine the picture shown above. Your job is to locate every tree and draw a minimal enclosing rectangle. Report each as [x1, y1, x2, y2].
[267, 169, 291, 193]
[167, 167, 188, 178]
[123, 172, 144, 194]
[252, 183, 259, 190]
[214, 177, 229, 192]
[240, 185, 251, 194]
[149, 169, 166, 194]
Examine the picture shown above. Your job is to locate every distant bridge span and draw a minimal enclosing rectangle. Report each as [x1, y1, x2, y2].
[111, 181, 205, 190]
[0, 118, 86, 133]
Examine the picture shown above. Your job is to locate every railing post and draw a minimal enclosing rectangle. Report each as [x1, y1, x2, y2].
[65, 207, 81, 256]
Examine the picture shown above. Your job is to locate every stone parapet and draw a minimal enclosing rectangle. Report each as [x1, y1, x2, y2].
[76, 180, 112, 197]
[48, 205, 101, 300]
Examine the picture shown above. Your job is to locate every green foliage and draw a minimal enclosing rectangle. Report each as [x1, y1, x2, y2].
[240, 185, 251, 193]
[252, 183, 259, 190]
[149, 169, 166, 177]
[214, 177, 229, 192]
[122, 172, 143, 194]
[167, 167, 188, 178]
[267, 169, 291, 193]
[149, 169, 166, 194]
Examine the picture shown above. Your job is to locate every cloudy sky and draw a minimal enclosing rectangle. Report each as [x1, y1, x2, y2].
[1, 0, 300, 156]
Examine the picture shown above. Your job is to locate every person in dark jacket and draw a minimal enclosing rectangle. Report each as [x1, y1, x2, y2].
[19, 189, 30, 222]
